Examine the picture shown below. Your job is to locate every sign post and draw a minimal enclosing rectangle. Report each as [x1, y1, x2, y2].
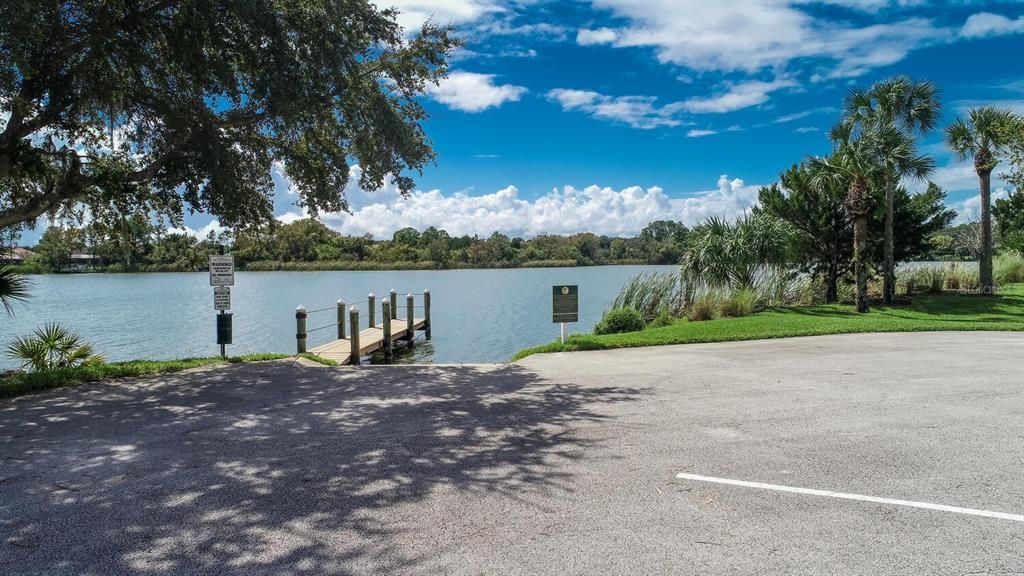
[552, 285, 578, 344]
[210, 255, 235, 358]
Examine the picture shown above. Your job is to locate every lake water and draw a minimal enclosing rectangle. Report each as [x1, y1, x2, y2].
[1, 266, 674, 368]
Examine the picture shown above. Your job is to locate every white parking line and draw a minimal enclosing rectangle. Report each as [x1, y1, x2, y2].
[675, 473, 1024, 523]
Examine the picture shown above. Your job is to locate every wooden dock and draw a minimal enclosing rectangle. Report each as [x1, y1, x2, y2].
[309, 317, 426, 365]
[295, 290, 431, 365]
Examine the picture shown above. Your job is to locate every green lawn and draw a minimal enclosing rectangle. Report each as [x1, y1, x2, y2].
[0, 353, 289, 400]
[513, 283, 1024, 360]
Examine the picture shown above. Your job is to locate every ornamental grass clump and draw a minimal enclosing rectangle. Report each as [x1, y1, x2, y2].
[720, 288, 757, 318]
[687, 292, 720, 322]
[609, 272, 683, 323]
[995, 251, 1024, 284]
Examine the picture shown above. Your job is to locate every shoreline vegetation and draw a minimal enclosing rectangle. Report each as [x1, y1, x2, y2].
[0, 354, 289, 400]
[513, 282, 1024, 361]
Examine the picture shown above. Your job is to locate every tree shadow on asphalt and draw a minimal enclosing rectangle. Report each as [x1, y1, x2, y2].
[0, 361, 645, 575]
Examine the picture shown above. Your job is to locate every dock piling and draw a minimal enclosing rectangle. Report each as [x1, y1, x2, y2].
[367, 293, 376, 328]
[424, 289, 432, 340]
[390, 289, 398, 321]
[349, 306, 360, 365]
[337, 299, 346, 340]
[296, 305, 307, 354]
[382, 302, 393, 361]
[406, 294, 415, 343]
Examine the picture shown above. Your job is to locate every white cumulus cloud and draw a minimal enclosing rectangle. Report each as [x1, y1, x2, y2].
[428, 71, 527, 112]
[275, 168, 763, 239]
[380, 0, 502, 33]
[960, 12, 1024, 38]
[579, 0, 950, 79]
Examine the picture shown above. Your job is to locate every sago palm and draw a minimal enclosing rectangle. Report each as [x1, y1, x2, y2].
[946, 106, 1019, 294]
[840, 76, 940, 304]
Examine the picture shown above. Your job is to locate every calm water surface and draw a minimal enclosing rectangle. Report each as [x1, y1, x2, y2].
[2, 266, 674, 368]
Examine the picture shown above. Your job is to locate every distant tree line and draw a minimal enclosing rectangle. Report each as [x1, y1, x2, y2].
[10, 219, 694, 273]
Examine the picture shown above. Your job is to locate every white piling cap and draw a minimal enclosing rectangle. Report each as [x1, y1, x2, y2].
[337, 299, 344, 305]
[350, 305, 358, 312]
[368, 292, 375, 298]
[296, 305, 306, 311]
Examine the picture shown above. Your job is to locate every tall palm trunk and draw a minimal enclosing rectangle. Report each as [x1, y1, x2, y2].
[883, 173, 896, 305]
[826, 261, 839, 304]
[849, 176, 870, 313]
[853, 214, 869, 312]
[978, 166, 994, 294]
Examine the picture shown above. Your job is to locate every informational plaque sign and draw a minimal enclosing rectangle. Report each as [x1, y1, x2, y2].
[214, 286, 231, 311]
[209, 255, 235, 286]
[552, 285, 579, 323]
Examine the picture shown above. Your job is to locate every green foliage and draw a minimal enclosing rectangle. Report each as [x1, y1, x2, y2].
[720, 288, 757, 318]
[299, 353, 339, 366]
[609, 272, 682, 323]
[681, 212, 792, 292]
[6, 323, 105, 372]
[0, 354, 289, 399]
[647, 307, 676, 329]
[995, 251, 1024, 285]
[0, 1, 459, 229]
[0, 265, 30, 316]
[687, 293, 720, 322]
[593, 308, 645, 335]
[994, 190, 1024, 253]
[942, 263, 979, 291]
[514, 283, 1024, 361]
[24, 218, 694, 272]
[758, 164, 850, 303]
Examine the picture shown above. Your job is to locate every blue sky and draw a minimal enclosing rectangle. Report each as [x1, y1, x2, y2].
[27, 1, 1024, 242]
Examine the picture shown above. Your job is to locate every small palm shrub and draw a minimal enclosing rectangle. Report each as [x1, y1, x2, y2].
[720, 288, 757, 317]
[687, 293, 720, 322]
[7, 324, 105, 372]
[593, 308, 645, 335]
[0, 265, 30, 317]
[995, 251, 1024, 284]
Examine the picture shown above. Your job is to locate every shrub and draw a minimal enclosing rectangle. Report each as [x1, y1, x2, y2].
[6, 323, 105, 372]
[720, 288, 757, 317]
[995, 251, 1024, 285]
[593, 308, 646, 335]
[646, 307, 675, 329]
[687, 293, 720, 322]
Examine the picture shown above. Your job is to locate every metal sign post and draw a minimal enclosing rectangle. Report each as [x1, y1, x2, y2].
[552, 285, 579, 343]
[210, 256, 235, 357]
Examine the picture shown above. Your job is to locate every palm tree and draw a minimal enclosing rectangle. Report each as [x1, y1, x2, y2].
[809, 136, 877, 313]
[0, 265, 30, 317]
[840, 76, 940, 304]
[946, 106, 1018, 294]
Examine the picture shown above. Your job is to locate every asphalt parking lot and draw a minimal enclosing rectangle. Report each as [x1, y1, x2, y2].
[2, 331, 1022, 575]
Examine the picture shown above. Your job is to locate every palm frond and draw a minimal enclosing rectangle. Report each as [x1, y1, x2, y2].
[0, 265, 31, 317]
